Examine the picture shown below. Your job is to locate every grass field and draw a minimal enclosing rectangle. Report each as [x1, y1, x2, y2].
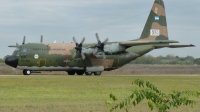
[1, 63, 200, 75]
[0, 75, 200, 112]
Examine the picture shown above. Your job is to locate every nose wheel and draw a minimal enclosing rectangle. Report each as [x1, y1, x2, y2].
[23, 69, 31, 75]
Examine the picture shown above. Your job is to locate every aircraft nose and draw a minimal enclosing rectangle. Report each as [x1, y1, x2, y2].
[5, 55, 18, 68]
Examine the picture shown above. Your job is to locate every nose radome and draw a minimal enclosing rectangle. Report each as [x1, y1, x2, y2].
[5, 55, 18, 68]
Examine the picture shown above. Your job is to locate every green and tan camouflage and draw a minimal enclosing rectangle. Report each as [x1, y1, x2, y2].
[139, 0, 168, 41]
[5, 0, 194, 76]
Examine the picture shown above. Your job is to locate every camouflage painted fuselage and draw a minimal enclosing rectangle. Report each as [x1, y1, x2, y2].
[13, 43, 153, 71]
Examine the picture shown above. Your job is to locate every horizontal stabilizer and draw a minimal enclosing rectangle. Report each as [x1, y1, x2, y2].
[120, 40, 178, 47]
[8, 43, 19, 47]
[154, 44, 195, 49]
[8, 45, 18, 47]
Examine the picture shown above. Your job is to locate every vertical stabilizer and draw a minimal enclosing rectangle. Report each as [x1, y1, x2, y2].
[139, 0, 168, 41]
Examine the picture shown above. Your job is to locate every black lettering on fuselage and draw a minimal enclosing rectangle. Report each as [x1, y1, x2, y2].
[21, 59, 30, 62]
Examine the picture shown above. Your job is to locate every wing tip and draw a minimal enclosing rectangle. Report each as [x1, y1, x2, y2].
[190, 44, 195, 47]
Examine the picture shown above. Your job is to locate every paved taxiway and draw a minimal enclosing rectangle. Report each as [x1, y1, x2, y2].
[0, 75, 199, 77]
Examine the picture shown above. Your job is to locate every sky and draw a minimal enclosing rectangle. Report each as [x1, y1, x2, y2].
[0, 0, 200, 58]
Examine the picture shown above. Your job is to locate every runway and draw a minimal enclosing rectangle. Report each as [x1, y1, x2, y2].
[0, 74, 199, 77]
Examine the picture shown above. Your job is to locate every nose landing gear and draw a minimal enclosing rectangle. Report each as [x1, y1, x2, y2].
[23, 69, 31, 75]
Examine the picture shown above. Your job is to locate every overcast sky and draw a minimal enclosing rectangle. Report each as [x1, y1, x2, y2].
[0, 0, 199, 58]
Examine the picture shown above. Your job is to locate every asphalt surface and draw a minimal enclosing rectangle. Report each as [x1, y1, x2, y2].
[0, 75, 199, 76]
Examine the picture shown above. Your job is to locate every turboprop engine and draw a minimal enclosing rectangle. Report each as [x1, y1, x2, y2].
[82, 43, 126, 55]
[104, 43, 126, 54]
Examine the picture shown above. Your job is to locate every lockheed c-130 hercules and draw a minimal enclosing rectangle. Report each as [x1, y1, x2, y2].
[5, 0, 194, 76]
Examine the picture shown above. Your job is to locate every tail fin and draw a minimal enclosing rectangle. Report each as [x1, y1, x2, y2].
[139, 0, 168, 41]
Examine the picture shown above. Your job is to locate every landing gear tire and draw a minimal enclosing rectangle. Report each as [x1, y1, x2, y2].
[68, 71, 75, 75]
[94, 72, 102, 76]
[85, 72, 93, 76]
[23, 69, 31, 75]
[76, 71, 84, 75]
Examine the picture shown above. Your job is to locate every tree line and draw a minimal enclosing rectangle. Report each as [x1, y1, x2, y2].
[0, 58, 4, 63]
[0, 55, 200, 65]
[131, 55, 200, 65]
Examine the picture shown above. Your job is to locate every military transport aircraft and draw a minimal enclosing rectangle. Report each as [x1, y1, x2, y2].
[5, 0, 194, 76]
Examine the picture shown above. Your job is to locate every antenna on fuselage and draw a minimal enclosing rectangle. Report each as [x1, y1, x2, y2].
[40, 35, 43, 43]
[22, 36, 26, 44]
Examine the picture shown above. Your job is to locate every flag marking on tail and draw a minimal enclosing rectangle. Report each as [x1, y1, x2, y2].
[155, 16, 159, 21]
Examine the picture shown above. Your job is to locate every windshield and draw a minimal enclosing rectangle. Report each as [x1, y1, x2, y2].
[12, 48, 20, 56]
[14, 48, 20, 51]
[21, 47, 30, 52]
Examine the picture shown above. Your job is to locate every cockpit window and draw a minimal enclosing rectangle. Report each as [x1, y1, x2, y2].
[12, 48, 20, 56]
[21, 47, 30, 52]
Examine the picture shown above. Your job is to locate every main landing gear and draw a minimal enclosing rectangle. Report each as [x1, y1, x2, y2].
[67, 71, 102, 76]
[85, 72, 93, 76]
[93, 71, 102, 76]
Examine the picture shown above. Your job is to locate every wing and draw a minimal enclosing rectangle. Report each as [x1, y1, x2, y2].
[154, 44, 195, 49]
[120, 40, 179, 47]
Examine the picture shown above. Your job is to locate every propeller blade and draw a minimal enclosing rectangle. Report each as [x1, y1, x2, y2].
[81, 52, 85, 60]
[93, 48, 98, 55]
[73, 37, 78, 44]
[80, 37, 85, 45]
[103, 38, 109, 44]
[72, 51, 77, 59]
[72, 37, 86, 59]
[22, 36, 26, 44]
[40, 35, 43, 43]
[95, 33, 100, 42]
[102, 52, 106, 59]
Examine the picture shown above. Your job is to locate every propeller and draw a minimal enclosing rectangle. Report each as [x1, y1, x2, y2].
[72, 37, 86, 60]
[40, 35, 43, 43]
[22, 36, 26, 44]
[9, 35, 44, 47]
[93, 33, 108, 59]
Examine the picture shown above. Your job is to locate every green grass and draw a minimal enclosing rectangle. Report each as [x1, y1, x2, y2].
[0, 75, 200, 112]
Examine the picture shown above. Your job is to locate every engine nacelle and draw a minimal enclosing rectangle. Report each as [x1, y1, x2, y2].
[104, 43, 126, 53]
[82, 48, 94, 55]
